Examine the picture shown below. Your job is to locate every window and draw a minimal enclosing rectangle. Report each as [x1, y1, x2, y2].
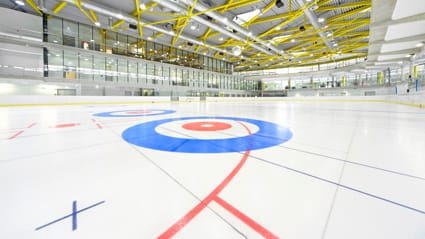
[63, 50, 78, 80]
[62, 20, 78, 47]
[48, 17, 62, 44]
[93, 55, 105, 81]
[47, 49, 63, 78]
[118, 58, 128, 82]
[79, 53, 93, 80]
[78, 24, 93, 50]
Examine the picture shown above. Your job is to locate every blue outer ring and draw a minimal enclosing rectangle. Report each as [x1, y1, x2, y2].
[93, 109, 175, 117]
[122, 116, 292, 153]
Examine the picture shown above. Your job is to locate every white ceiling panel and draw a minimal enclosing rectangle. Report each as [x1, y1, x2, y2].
[385, 20, 425, 40]
[377, 54, 407, 61]
[392, 0, 425, 20]
[380, 41, 418, 53]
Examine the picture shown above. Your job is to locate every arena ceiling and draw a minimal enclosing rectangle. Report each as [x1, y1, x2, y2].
[0, 0, 384, 72]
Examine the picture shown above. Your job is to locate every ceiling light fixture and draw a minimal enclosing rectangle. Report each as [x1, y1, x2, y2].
[116, 14, 123, 19]
[140, 3, 146, 10]
[232, 46, 242, 56]
[416, 42, 424, 47]
[15, 0, 24, 6]
[318, 17, 325, 23]
[94, 22, 101, 27]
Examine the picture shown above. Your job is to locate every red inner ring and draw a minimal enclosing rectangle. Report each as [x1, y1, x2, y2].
[182, 121, 232, 131]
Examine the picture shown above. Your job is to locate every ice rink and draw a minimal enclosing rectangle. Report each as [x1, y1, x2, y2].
[1, 97, 424, 239]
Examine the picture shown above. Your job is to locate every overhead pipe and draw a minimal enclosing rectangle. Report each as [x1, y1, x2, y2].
[152, 0, 275, 56]
[183, 0, 284, 55]
[55, 0, 234, 57]
[293, 0, 333, 49]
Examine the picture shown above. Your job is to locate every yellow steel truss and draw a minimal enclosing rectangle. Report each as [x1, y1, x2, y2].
[39, 0, 371, 71]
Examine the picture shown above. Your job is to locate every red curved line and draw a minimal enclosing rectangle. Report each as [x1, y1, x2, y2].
[214, 196, 279, 239]
[158, 121, 277, 238]
[8, 130, 24, 140]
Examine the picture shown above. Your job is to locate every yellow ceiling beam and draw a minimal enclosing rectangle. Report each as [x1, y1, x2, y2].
[270, 26, 314, 45]
[171, 17, 186, 46]
[72, 0, 96, 24]
[242, 0, 277, 27]
[135, 0, 143, 38]
[251, 13, 291, 25]
[25, 0, 43, 16]
[141, 16, 187, 27]
[329, 19, 370, 27]
[333, 20, 369, 38]
[133, 1, 159, 37]
[202, 0, 276, 54]
[264, 54, 367, 70]
[171, 0, 198, 47]
[199, 0, 233, 47]
[339, 35, 369, 44]
[112, 20, 125, 30]
[221, 0, 233, 12]
[339, 42, 369, 50]
[338, 31, 369, 37]
[259, 0, 318, 38]
[52, 1, 68, 14]
[316, 1, 371, 12]
[290, 36, 321, 43]
[211, 0, 263, 13]
[317, 0, 334, 7]
[141, 11, 181, 17]
[89, 10, 98, 22]
[328, 5, 370, 23]
[178, 0, 263, 21]
[194, 0, 269, 55]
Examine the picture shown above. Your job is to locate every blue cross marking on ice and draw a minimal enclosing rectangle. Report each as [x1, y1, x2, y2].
[35, 200, 105, 231]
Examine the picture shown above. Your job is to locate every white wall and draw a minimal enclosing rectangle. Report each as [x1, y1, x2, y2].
[0, 78, 81, 96]
[0, 95, 423, 108]
[0, 43, 43, 77]
[0, 7, 44, 78]
[0, 7, 42, 38]
[0, 95, 170, 105]
[286, 84, 424, 97]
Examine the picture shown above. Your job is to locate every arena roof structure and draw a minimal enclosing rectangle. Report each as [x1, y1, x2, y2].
[1, 0, 424, 72]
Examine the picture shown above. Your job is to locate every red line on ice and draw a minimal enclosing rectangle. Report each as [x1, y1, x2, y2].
[157, 121, 278, 238]
[8, 130, 24, 140]
[214, 196, 279, 239]
[27, 123, 37, 128]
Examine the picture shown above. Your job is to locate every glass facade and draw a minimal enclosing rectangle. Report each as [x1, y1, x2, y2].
[43, 47, 257, 94]
[42, 15, 257, 96]
[46, 15, 233, 74]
